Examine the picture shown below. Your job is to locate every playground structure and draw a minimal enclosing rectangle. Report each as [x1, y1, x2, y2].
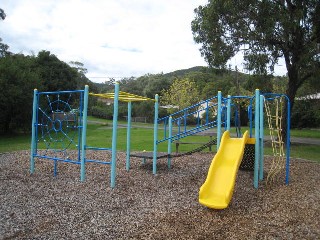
[30, 83, 290, 194]
[30, 84, 154, 188]
[149, 89, 290, 188]
[198, 90, 291, 209]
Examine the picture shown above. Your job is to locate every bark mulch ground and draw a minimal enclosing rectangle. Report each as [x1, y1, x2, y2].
[1, 151, 319, 239]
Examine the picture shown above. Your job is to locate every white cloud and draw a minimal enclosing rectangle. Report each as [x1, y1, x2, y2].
[0, 0, 287, 83]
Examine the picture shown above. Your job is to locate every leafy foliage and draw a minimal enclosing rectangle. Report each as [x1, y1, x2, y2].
[191, 0, 320, 107]
[0, 54, 39, 133]
[0, 38, 11, 57]
[291, 98, 320, 128]
[35, 51, 78, 91]
[161, 78, 200, 112]
[0, 43, 94, 134]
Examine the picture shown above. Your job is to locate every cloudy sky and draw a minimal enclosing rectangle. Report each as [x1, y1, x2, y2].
[0, 0, 286, 83]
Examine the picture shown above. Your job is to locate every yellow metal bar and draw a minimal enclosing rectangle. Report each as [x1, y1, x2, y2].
[89, 91, 155, 102]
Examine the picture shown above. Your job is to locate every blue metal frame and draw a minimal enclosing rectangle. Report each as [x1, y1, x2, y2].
[167, 116, 173, 168]
[262, 92, 291, 185]
[254, 89, 260, 188]
[153, 94, 159, 175]
[31, 89, 86, 164]
[80, 85, 89, 181]
[30, 89, 38, 174]
[157, 95, 224, 144]
[259, 95, 264, 181]
[30, 85, 118, 188]
[126, 101, 132, 171]
[152, 92, 227, 174]
[152, 89, 291, 187]
[110, 83, 119, 188]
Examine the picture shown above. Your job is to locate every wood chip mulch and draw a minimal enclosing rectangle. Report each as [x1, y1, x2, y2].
[1, 151, 319, 239]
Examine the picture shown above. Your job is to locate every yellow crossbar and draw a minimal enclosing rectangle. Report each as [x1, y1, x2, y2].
[89, 91, 155, 102]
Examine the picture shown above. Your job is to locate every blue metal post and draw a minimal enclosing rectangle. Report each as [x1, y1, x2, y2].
[206, 101, 209, 124]
[259, 95, 264, 181]
[78, 90, 85, 162]
[217, 91, 222, 150]
[54, 161, 58, 177]
[80, 85, 89, 182]
[184, 110, 187, 133]
[111, 83, 119, 188]
[30, 89, 38, 174]
[153, 94, 159, 175]
[254, 89, 260, 188]
[227, 95, 231, 131]
[167, 116, 172, 169]
[285, 98, 291, 185]
[126, 101, 132, 171]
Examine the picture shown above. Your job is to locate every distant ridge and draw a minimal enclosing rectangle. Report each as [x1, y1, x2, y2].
[163, 66, 208, 77]
[163, 66, 241, 78]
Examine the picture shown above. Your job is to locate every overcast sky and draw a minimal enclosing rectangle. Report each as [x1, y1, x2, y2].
[0, 0, 287, 83]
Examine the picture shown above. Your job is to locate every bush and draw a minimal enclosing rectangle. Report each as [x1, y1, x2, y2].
[90, 105, 113, 120]
[291, 100, 320, 128]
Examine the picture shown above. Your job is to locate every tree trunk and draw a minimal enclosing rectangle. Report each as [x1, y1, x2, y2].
[282, 68, 299, 143]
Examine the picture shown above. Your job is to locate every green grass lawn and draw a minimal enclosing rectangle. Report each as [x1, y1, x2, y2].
[0, 134, 32, 152]
[1, 117, 319, 162]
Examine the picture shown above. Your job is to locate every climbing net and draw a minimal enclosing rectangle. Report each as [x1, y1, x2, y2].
[130, 139, 217, 159]
[35, 90, 84, 162]
[264, 96, 286, 184]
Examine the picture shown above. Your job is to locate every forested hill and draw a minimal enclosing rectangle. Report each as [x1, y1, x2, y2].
[93, 65, 276, 99]
[163, 66, 210, 78]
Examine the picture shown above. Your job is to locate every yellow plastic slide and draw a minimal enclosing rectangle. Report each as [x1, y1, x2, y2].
[199, 130, 250, 209]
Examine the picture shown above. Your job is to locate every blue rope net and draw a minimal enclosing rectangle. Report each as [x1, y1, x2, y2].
[35, 91, 83, 162]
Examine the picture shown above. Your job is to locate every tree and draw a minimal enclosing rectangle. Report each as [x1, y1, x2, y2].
[0, 38, 11, 57]
[35, 51, 78, 91]
[142, 74, 172, 98]
[161, 78, 200, 113]
[0, 54, 40, 134]
[192, 0, 320, 132]
[69, 61, 88, 75]
[244, 74, 273, 93]
[0, 8, 5, 20]
[0, 47, 95, 134]
[69, 60, 98, 92]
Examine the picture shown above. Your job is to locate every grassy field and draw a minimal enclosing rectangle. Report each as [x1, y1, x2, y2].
[0, 117, 319, 162]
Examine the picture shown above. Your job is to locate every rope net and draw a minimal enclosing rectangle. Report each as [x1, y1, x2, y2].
[35, 91, 83, 162]
[264, 97, 286, 184]
[130, 139, 217, 159]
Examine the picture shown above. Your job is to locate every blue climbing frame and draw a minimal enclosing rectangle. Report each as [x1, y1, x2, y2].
[30, 85, 118, 188]
[224, 90, 291, 188]
[260, 92, 291, 186]
[152, 89, 291, 188]
[152, 91, 225, 174]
